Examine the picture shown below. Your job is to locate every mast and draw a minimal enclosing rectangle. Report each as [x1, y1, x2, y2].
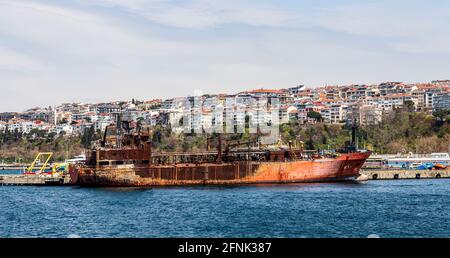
[351, 118, 357, 147]
[217, 134, 222, 163]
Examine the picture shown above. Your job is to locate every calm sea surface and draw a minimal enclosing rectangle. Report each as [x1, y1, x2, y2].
[1, 170, 450, 238]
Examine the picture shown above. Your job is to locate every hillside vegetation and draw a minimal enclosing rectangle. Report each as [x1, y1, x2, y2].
[278, 108, 450, 154]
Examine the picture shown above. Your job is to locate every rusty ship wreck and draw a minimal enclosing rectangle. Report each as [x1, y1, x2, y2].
[69, 119, 371, 187]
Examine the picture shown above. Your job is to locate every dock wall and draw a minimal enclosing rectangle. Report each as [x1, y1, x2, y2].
[0, 174, 71, 186]
[361, 169, 450, 180]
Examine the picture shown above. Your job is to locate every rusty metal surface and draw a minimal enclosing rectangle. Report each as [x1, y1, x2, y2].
[72, 111, 374, 187]
[70, 152, 371, 187]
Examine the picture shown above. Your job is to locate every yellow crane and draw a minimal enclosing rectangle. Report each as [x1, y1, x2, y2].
[26, 152, 53, 174]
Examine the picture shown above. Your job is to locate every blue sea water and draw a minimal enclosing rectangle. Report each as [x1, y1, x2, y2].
[1, 179, 450, 238]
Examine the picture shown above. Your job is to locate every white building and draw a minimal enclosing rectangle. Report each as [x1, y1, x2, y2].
[329, 104, 348, 124]
[433, 92, 450, 111]
[52, 124, 74, 135]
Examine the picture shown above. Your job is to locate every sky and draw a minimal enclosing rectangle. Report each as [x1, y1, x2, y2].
[1, 0, 450, 112]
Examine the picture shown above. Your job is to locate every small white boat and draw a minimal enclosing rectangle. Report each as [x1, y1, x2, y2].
[409, 162, 422, 169]
[65, 154, 87, 164]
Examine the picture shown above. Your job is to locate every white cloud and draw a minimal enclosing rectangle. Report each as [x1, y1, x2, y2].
[0, 46, 42, 71]
[85, 0, 294, 29]
[391, 36, 450, 55]
[0, 1, 194, 62]
[87, 0, 450, 38]
[307, 1, 450, 38]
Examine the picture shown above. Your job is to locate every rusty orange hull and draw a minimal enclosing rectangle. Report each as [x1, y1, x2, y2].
[70, 152, 370, 187]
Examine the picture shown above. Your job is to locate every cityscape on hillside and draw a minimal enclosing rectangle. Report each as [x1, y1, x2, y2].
[2, 0, 450, 241]
[1, 80, 449, 137]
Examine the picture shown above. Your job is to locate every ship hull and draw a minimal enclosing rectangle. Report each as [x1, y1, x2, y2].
[70, 152, 370, 187]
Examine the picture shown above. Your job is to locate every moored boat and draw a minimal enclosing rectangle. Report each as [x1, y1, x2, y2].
[69, 123, 371, 187]
[70, 151, 370, 187]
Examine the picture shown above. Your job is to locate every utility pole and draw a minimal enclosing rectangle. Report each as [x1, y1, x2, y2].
[416, 136, 419, 155]
[66, 140, 69, 160]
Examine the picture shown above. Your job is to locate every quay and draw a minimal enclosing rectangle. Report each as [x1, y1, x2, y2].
[0, 174, 72, 186]
[361, 169, 450, 180]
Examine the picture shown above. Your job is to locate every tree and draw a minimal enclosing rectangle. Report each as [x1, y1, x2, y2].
[27, 129, 46, 140]
[152, 127, 163, 148]
[403, 100, 415, 112]
[433, 109, 450, 121]
[46, 132, 57, 142]
[307, 111, 323, 122]
[81, 126, 96, 148]
[2, 129, 12, 144]
[13, 128, 21, 141]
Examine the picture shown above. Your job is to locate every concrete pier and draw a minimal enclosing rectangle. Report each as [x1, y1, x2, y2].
[361, 169, 450, 180]
[0, 174, 72, 186]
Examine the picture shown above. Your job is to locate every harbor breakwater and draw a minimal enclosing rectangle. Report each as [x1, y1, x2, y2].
[361, 169, 450, 180]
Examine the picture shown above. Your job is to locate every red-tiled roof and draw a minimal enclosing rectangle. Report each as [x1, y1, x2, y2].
[384, 93, 411, 98]
[246, 88, 282, 94]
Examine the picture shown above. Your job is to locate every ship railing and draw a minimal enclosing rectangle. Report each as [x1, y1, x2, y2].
[90, 148, 327, 167]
